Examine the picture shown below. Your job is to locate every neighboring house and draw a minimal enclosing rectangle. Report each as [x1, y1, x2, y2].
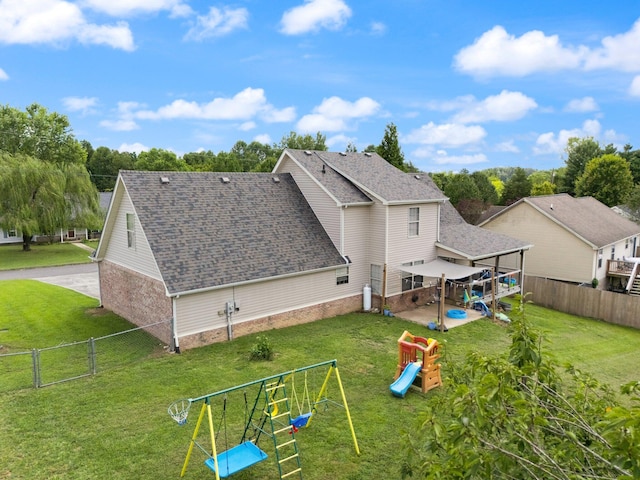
[95, 150, 529, 350]
[0, 227, 20, 245]
[478, 194, 640, 290]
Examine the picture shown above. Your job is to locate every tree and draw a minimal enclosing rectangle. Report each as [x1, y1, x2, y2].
[501, 167, 531, 205]
[530, 180, 556, 196]
[575, 154, 633, 207]
[402, 300, 640, 479]
[276, 131, 327, 152]
[563, 137, 603, 195]
[0, 104, 100, 250]
[471, 171, 499, 205]
[0, 153, 100, 250]
[376, 122, 405, 170]
[87, 146, 135, 191]
[134, 148, 189, 171]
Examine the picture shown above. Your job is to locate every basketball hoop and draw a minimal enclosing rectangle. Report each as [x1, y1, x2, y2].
[168, 398, 192, 425]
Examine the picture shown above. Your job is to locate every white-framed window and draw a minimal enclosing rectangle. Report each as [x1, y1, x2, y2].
[126, 213, 136, 249]
[3, 228, 17, 239]
[408, 207, 419, 237]
[401, 260, 424, 292]
[611, 245, 615, 260]
[336, 266, 349, 285]
[626, 238, 629, 250]
[370, 264, 383, 295]
[598, 249, 603, 269]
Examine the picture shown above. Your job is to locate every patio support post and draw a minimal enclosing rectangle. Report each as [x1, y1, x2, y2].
[439, 274, 446, 333]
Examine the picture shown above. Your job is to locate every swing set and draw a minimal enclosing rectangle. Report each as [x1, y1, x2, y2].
[168, 359, 360, 480]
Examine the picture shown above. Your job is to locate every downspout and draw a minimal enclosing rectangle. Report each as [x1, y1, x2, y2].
[172, 296, 180, 354]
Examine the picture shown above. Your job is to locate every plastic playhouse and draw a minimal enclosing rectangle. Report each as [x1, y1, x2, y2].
[390, 330, 442, 398]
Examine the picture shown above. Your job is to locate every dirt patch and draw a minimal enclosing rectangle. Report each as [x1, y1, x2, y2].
[86, 307, 109, 317]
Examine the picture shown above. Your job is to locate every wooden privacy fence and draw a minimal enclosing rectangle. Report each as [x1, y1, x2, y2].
[525, 276, 640, 329]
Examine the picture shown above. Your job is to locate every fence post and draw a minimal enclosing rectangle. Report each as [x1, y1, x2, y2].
[32, 348, 40, 388]
[89, 338, 96, 375]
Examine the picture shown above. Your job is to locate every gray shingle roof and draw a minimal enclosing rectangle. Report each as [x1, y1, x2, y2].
[120, 171, 346, 295]
[523, 194, 640, 248]
[284, 150, 447, 204]
[411, 174, 530, 259]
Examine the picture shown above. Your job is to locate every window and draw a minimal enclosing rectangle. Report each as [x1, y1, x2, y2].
[401, 260, 424, 292]
[126, 213, 136, 249]
[370, 264, 382, 294]
[626, 238, 629, 250]
[598, 249, 603, 269]
[611, 246, 615, 260]
[408, 207, 419, 237]
[336, 267, 349, 285]
[3, 229, 17, 239]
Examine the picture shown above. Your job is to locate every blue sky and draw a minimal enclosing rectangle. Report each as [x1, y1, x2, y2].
[2, 0, 640, 172]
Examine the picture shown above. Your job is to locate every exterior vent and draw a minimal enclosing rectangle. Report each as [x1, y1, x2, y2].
[304, 150, 312, 155]
[339, 152, 347, 156]
[414, 175, 421, 180]
[159, 176, 170, 184]
[221, 177, 230, 184]
[272, 176, 280, 183]
[364, 152, 372, 157]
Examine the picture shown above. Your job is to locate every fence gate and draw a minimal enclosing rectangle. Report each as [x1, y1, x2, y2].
[35, 339, 94, 387]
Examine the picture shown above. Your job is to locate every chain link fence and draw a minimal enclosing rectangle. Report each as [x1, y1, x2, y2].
[0, 319, 170, 392]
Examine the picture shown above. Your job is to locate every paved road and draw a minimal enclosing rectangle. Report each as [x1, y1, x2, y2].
[0, 263, 100, 299]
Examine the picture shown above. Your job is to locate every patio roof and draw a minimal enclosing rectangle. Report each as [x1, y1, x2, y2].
[397, 258, 486, 280]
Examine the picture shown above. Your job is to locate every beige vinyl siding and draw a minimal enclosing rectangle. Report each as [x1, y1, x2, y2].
[483, 202, 593, 283]
[175, 269, 351, 337]
[276, 156, 340, 246]
[342, 205, 372, 292]
[386, 203, 439, 296]
[367, 202, 387, 265]
[103, 189, 161, 279]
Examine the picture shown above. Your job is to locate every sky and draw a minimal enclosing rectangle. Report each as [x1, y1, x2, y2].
[2, 0, 640, 173]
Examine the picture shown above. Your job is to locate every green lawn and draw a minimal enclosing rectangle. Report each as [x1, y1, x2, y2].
[1, 283, 639, 480]
[0, 242, 93, 270]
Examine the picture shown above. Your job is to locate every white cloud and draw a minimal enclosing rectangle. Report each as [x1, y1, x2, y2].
[326, 133, 356, 149]
[564, 96, 599, 112]
[261, 106, 296, 123]
[494, 140, 520, 153]
[455, 20, 640, 79]
[454, 26, 584, 77]
[133, 88, 293, 123]
[184, 6, 248, 41]
[584, 18, 640, 71]
[118, 142, 148, 154]
[451, 90, 537, 123]
[80, 0, 190, 17]
[533, 119, 602, 155]
[239, 121, 256, 131]
[410, 147, 487, 167]
[253, 133, 271, 145]
[0, 67, 8, 80]
[100, 118, 139, 131]
[370, 21, 386, 36]
[0, 0, 135, 50]
[404, 122, 487, 147]
[296, 96, 380, 132]
[630, 75, 640, 97]
[280, 0, 352, 35]
[62, 96, 98, 114]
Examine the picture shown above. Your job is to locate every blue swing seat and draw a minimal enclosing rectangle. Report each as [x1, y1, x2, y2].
[204, 441, 268, 478]
[290, 412, 312, 429]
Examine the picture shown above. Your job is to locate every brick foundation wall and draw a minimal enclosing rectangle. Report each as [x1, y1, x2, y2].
[372, 286, 438, 312]
[178, 294, 363, 350]
[99, 260, 172, 344]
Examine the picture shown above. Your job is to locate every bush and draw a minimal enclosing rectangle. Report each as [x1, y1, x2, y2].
[249, 335, 274, 361]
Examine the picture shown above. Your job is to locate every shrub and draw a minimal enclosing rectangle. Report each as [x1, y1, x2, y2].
[249, 335, 274, 361]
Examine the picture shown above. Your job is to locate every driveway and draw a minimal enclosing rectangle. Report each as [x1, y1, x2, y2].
[0, 262, 100, 300]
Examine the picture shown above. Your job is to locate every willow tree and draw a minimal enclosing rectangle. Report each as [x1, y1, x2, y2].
[0, 104, 100, 250]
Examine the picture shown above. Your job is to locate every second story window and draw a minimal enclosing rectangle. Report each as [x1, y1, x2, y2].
[408, 207, 419, 237]
[126, 213, 136, 249]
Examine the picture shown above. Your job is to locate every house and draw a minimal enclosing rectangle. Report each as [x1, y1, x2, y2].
[0, 192, 110, 245]
[478, 194, 640, 290]
[95, 150, 530, 350]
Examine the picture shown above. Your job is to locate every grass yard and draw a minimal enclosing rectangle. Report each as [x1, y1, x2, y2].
[1, 283, 639, 480]
[0, 242, 93, 271]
